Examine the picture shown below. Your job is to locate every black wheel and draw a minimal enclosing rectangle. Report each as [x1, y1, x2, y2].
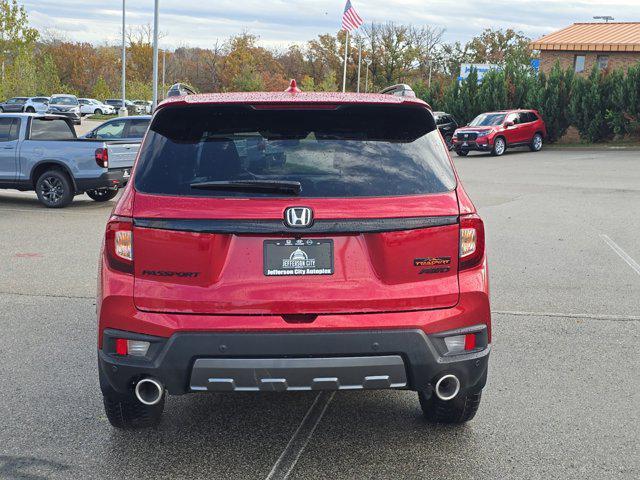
[419, 390, 482, 424]
[103, 391, 165, 429]
[35, 170, 74, 208]
[86, 189, 119, 202]
[25, 107, 35, 113]
[0, 107, 4, 113]
[455, 149, 469, 157]
[444, 135, 453, 151]
[94, 108, 102, 115]
[529, 133, 543, 152]
[492, 137, 506, 156]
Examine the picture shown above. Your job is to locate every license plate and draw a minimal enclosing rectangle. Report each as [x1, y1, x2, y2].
[264, 239, 333, 276]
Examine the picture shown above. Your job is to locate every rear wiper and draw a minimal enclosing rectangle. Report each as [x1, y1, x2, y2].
[189, 179, 302, 195]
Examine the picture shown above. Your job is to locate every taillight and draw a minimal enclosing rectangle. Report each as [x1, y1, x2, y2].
[459, 214, 485, 270]
[95, 148, 108, 168]
[105, 215, 133, 274]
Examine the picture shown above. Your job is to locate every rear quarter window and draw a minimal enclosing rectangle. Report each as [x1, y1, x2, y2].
[29, 119, 75, 140]
[134, 104, 456, 198]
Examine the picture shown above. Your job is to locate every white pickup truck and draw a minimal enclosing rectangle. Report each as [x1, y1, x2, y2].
[0, 114, 141, 207]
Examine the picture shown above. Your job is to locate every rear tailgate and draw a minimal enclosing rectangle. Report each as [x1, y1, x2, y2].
[130, 102, 460, 315]
[132, 193, 460, 315]
[107, 141, 140, 169]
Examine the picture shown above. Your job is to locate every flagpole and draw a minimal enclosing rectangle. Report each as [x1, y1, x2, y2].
[356, 36, 362, 93]
[342, 29, 349, 93]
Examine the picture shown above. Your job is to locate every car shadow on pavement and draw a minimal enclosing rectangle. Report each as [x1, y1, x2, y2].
[0, 192, 119, 211]
[102, 392, 321, 478]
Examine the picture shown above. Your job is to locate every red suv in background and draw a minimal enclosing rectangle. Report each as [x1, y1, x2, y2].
[97, 89, 491, 429]
[452, 109, 546, 156]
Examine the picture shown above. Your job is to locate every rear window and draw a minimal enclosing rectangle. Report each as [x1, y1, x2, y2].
[29, 118, 75, 140]
[126, 119, 150, 138]
[134, 104, 456, 198]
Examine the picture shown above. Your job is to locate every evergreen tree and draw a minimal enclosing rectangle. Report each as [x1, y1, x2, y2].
[538, 62, 573, 143]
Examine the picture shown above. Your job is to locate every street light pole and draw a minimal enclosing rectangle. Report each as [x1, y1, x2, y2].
[119, 0, 127, 116]
[152, 0, 160, 111]
[162, 48, 166, 100]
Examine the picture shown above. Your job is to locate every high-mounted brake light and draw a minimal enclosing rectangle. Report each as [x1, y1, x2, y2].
[105, 216, 134, 274]
[95, 148, 108, 168]
[459, 214, 485, 270]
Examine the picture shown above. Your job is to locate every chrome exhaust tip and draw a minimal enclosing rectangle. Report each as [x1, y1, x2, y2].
[434, 374, 460, 401]
[135, 378, 164, 406]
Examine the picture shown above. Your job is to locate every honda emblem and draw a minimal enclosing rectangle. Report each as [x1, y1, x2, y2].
[284, 207, 313, 228]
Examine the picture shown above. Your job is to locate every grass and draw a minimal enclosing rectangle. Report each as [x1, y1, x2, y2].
[86, 113, 117, 121]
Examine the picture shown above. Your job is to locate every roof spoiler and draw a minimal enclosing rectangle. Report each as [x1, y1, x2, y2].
[379, 84, 416, 98]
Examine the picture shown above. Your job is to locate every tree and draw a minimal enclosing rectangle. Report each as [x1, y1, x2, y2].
[538, 62, 573, 143]
[465, 28, 533, 67]
[92, 76, 112, 101]
[570, 67, 612, 142]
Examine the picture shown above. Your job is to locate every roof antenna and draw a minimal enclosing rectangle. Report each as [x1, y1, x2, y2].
[285, 79, 301, 93]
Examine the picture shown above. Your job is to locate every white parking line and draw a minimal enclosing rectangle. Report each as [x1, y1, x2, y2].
[600, 234, 640, 276]
[266, 391, 335, 480]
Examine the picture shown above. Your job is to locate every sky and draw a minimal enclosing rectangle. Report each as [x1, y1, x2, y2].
[22, 0, 640, 50]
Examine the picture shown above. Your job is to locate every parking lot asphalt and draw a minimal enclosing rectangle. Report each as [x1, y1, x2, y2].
[0, 148, 638, 479]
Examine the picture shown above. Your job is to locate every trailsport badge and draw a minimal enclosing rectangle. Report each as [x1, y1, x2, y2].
[264, 239, 333, 276]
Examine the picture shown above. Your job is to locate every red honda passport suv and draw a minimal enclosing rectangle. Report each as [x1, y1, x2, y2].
[452, 109, 546, 156]
[97, 90, 491, 429]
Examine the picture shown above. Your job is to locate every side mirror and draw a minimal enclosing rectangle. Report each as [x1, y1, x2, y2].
[504, 121, 514, 127]
[86, 131, 95, 139]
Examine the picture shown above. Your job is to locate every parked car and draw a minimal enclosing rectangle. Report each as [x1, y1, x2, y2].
[452, 109, 546, 157]
[133, 100, 152, 114]
[0, 114, 141, 207]
[433, 111, 458, 150]
[24, 97, 50, 114]
[97, 87, 490, 429]
[0, 97, 28, 113]
[78, 98, 116, 116]
[166, 82, 197, 97]
[104, 99, 144, 115]
[83, 115, 151, 140]
[46, 94, 81, 125]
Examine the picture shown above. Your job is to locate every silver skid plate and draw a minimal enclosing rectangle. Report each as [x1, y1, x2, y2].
[190, 356, 407, 392]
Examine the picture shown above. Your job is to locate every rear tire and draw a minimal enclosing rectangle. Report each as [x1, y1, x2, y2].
[35, 170, 74, 208]
[529, 133, 543, 152]
[455, 149, 469, 157]
[86, 189, 119, 202]
[103, 392, 165, 429]
[419, 390, 482, 424]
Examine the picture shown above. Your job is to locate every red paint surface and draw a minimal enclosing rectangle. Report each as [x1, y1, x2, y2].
[99, 95, 490, 349]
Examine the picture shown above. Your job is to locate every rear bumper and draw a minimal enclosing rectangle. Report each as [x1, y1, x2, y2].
[75, 168, 130, 192]
[98, 326, 490, 397]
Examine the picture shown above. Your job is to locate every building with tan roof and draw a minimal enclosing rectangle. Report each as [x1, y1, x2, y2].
[530, 22, 640, 74]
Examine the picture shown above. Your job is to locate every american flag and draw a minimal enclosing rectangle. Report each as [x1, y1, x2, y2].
[341, 0, 364, 31]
